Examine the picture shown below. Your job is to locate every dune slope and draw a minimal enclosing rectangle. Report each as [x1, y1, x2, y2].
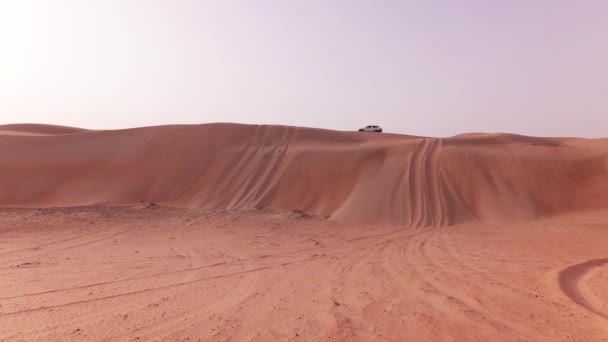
[1, 123, 607, 225]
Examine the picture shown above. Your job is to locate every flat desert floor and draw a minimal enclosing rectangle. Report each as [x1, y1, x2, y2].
[1, 205, 607, 341]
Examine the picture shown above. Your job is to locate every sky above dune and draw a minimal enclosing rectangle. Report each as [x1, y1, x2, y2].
[1, 1, 607, 137]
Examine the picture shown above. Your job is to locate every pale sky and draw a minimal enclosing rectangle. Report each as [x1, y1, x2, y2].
[1, 1, 607, 137]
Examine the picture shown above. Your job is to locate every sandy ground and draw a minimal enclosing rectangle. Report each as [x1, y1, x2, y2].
[1, 206, 607, 341]
[1, 123, 608, 340]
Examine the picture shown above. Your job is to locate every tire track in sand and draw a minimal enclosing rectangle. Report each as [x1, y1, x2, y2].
[404, 138, 447, 227]
[0, 226, 404, 301]
[0, 211, 213, 341]
[559, 258, 608, 319]
[114, 209, 261, 340]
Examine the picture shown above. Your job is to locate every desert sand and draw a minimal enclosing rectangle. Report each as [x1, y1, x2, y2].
[1, 123, 607, 341]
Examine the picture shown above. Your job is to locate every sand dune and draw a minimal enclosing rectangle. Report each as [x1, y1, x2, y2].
[1, 123, 608, 341]
[0, 123, 91, 136]
[1, 123, 607, 225]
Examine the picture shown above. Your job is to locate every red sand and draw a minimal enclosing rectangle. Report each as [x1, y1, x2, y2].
[1, 123, 607, 340]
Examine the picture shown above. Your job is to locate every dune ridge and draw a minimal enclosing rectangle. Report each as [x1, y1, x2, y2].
[1, 123, 607, 225]
[0, 123, 91, 136]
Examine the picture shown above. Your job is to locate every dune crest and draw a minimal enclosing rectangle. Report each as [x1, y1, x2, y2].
[0, 123, 91, 136]
[1, 123, 606, 225]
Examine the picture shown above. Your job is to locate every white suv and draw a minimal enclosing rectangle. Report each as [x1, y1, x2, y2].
[358, 125, 382, 133]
